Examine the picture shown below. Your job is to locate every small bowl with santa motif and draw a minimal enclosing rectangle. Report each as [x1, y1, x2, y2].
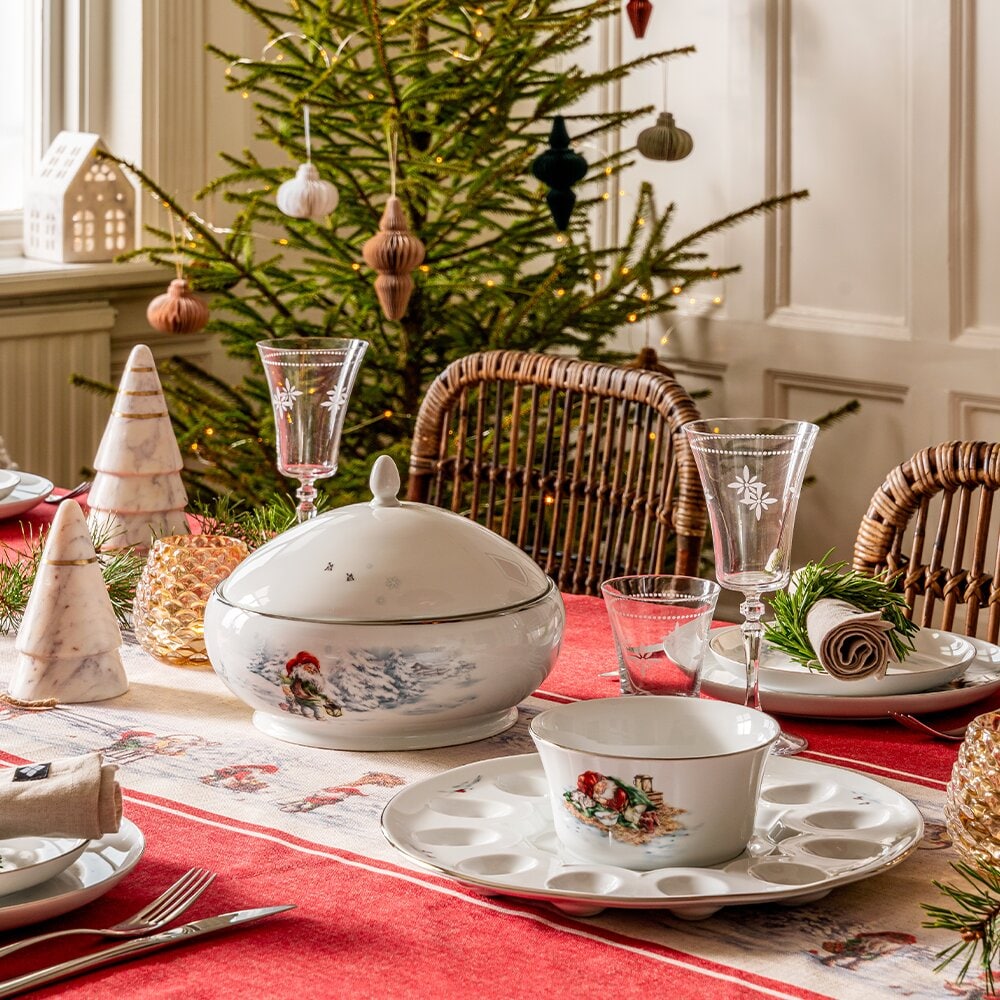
[529, 697, 779, 870]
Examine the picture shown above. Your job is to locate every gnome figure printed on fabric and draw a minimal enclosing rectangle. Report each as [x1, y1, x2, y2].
[87, 344, 189, 553]
[8, 500, 127, 703]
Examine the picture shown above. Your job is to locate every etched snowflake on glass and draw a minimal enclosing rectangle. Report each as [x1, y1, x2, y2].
[726, 465, 777, 521]
[320, 385, 352, 411]
[272, 380, 303, 413]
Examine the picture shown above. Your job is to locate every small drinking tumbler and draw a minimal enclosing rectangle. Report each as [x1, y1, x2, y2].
[601, 575, 721, 696]
[133, 534, 249, 666]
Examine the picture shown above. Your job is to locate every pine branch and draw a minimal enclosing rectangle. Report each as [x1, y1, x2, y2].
[96, 151, 295, 322]
[0, 525, 143, 633]
[764, 551, 919, 668]
[924, 862, 1000, 992]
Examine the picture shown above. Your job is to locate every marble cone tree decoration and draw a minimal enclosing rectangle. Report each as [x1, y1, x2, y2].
[8, 500, 127, 703]
[88, 344, 189, 552]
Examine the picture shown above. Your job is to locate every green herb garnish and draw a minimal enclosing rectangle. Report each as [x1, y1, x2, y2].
[0, 523, 143, 634]
[764, 551, 918, 670]
[924, 861, 1000, 992]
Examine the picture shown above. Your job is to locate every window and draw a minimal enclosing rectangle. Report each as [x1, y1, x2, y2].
[0, 0, 56, 252]
[0, 3, 26, 213]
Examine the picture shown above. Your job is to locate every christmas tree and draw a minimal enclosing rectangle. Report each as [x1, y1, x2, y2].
[99, 0, 806, 502]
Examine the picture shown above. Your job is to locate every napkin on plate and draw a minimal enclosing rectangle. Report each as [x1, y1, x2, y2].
[805, 598, 896, 682]
[0, 752, 121, 840]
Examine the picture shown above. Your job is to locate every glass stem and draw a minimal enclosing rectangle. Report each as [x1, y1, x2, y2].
[740, 593, 765, 710]
[295, 480, 319, 523]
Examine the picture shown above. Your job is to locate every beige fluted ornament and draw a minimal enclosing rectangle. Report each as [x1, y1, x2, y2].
[146, 278, 210, 334]
[362, 195, 426, 321]
[277, 162, 339, 220]
[8, 500, 127, 703]
[637, 112, 694, 162]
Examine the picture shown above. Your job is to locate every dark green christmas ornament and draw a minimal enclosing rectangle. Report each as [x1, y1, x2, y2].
[531, 116, 588, 231]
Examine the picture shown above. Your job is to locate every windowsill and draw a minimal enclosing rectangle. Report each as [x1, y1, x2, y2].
[0, 256, 167, 303]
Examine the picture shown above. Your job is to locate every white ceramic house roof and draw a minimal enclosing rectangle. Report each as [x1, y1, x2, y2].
[23, 131, 137, 264]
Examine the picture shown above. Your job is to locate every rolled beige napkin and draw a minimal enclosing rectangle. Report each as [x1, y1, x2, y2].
[0, 752, 121, 840]
[805, 598, 896, 681]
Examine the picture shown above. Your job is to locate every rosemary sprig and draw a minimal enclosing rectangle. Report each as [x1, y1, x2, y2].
[763, 551, 918, 670]
[924, 861, 1000, 991]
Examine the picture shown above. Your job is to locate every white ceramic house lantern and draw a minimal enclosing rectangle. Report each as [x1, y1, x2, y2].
[22, 132, 136, 264]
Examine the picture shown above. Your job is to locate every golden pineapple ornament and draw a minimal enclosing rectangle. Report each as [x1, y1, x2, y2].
[362, 195, 425, 322]
[944, 711, 1000, 865]
[133, 534, 249, 666]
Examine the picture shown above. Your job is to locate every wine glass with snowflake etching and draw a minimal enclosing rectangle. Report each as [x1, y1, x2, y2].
[683, 418, 818, 755]
[257, 338, 368, 523]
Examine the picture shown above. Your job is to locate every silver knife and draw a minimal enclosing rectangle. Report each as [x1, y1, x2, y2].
[0, 905, 295, 998]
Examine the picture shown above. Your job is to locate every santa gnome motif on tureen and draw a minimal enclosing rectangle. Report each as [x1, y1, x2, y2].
[87, 344, 189, 552]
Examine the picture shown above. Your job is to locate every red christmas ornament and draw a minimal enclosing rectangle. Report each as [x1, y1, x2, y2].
[626, 0, 653, 39]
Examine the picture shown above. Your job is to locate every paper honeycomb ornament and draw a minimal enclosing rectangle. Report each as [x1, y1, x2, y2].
[944, 711, 1000, 865]
[147, 278, 210, 334]
[626, 0, 653, 39]
[362, 196, 426, 321]
[637, 112, 694, 162]
[277, 162, 339, 221]
[531, 116, 588, 232]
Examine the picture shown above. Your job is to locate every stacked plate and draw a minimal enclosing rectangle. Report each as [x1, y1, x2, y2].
[702, 625, 1000, 718]
[381, 753, 924, 917]
[0, 472, 54, 522]
[0, 821, 144, 931]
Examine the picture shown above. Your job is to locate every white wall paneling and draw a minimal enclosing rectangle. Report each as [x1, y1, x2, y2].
[0, 300, 112, 485]
[952, 392, 1000, 441]
[599, 0, 1000, 566]
[965, 0, 1000, 342]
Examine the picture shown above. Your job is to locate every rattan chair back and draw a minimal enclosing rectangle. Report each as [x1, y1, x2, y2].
[407, 350, 708, 596]
[852, 440, 1000, 642]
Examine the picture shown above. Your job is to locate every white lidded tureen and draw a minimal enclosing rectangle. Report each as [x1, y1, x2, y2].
[204, 455, 565, 750]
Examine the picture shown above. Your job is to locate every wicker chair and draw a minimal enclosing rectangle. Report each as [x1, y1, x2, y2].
[852, 441, 1000, 642]
[407, 350, 708, 596]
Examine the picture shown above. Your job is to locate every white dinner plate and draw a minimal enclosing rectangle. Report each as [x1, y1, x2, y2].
[0, 472, 54, 522]
[0, 837, 88, 900]
[701, 636, 1000, 719]
[0, 819, 144, 932]
[381, 753, 922, 918]
[710, 624, 975, 697]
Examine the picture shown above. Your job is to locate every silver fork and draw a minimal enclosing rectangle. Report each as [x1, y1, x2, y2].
[0, 866, 215, 959]
[44, 480, 92, 505]
[887, 711, 968, 741]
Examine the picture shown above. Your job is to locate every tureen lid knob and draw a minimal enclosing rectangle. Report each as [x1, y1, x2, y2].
[369, 454, 402, 508]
